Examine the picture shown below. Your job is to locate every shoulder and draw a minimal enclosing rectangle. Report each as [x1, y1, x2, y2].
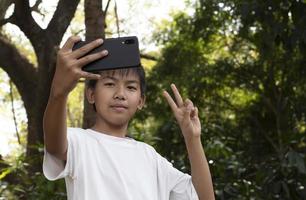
[135, 140, 161, 159]
[67, 127, 86, 137]
[66, 127, 94, 142]
[135, 141, 174, 170]
[66, 128, 102, 153]
[67, 127, 86, 134]
[136, 140, 156, 152]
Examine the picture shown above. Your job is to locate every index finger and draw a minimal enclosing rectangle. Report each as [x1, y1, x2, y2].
[72, 39, 104, 59]
[61, 36, 81, 51]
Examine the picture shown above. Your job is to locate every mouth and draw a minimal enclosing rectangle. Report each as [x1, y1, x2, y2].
[110, 104, 128, 112]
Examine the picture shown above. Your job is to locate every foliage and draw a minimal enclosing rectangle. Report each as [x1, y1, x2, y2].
[132, 0, 306, 199]
[67, 82, 85, 128]
[1, 0, 306, 199]
[0, 147, 66, 200]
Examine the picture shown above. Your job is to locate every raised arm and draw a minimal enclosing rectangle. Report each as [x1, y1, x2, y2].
[43, 36, 107, 160]
[163, 84, 215, 200]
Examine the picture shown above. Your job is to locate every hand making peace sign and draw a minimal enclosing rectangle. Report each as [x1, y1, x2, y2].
[163, 84, 202, 140]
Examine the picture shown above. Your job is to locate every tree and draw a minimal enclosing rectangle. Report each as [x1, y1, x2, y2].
[144, 0, 306, 198]
[0, 0, 80, 160]
[0, 0, 109, 198]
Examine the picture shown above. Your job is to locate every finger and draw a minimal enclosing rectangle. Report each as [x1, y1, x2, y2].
[185, 99, 196, 117]
[61, 36, 81, 51]
[183, 102, 192, 122]
[171, 84, 184, 107]
[195, 106, 199, 117]
[191, 106, 197, 119]
[73, 39, 104, 59]
[185, 99, 194, 108]
[77, 50, 108, 67]
[79, 71, 101, 80]
[195, 106, 199, 115]
[163, 90, 178, 112]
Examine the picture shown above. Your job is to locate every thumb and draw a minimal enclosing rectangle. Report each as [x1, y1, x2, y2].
[81, 71, 101, 80]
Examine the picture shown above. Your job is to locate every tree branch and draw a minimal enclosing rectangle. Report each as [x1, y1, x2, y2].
[104, 0, 112, 15]
[0, 35, 37, 111]
[30, 0, 42, 13]
[114, 0, 120, 37]
[9, 79, 21, 145]
[30, 0, 46, 18]
[140, 53, 158, 61]
[0, 16, 13, 27]
[46, 0, 81, 45]
[0, 0, 14, 27]
[11, 0, 43, 54]
[0, 0, 13, 20]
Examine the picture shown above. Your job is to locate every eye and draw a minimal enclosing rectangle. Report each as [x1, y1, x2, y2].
[127, 86, 137, 91]
[104, 82, 115, 87]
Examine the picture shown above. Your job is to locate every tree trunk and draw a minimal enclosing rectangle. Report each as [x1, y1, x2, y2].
[82, 0, 106, 128]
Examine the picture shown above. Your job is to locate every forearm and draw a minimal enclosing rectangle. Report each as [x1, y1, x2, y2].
[43, 91, 68, 158]
[185, 137, 215, 200]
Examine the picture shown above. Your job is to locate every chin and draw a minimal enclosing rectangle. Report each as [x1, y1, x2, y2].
[99, 114, 131, 127]
[108, 119, 130, 128]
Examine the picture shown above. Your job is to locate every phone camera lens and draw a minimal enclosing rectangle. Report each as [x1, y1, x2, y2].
[124, 39, 135, 44]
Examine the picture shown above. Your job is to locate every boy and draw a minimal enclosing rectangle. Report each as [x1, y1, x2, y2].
[43, 36, 215, 200]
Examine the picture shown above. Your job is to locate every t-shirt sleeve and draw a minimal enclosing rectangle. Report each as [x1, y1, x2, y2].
[42, 128, 78, 181]
[158, 155, 199, 200]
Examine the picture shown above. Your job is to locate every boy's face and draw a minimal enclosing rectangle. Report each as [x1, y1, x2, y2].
[87, 70, 145, 127]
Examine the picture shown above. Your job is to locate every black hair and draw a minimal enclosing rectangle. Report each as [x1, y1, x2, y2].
[87, 66, 146, 111]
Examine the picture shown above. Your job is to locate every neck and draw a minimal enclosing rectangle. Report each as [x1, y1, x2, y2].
[91, 119, 128, 138]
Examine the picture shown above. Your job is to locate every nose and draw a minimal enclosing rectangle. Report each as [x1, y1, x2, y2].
[113, 85, 126, 100]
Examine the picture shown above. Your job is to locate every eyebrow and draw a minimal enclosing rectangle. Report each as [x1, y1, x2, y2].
[102, 76, 139, 84]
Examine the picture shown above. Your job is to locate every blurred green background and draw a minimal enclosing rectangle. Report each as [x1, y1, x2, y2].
[0, 0, 305, 199]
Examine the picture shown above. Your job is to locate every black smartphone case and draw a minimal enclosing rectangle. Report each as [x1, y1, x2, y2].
[72, 36, 140, 72]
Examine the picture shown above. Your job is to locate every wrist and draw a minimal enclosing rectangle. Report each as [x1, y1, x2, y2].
[184, 135, 201, 144]
[49, 87, 69, 101]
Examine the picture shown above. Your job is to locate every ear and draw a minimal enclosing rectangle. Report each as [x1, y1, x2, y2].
[86, 87, 95, 104]
[137, 96, 146, 110]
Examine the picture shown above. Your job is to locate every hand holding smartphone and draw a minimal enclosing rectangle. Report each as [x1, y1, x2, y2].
[72, 36, 141, 72]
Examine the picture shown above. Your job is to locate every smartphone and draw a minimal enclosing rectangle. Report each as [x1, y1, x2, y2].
[72, 36, 140, 72]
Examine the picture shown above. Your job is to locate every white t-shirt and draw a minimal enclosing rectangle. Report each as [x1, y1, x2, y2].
[43, 128, 199, 200]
